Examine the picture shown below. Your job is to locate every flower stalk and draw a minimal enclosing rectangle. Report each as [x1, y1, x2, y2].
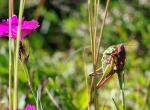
[88, 0, 94, 109]
[9, 0, 14, 109]
[118, 73, 125, 110]
[88, 0, 99, 109]
[13, 0, 25, 109]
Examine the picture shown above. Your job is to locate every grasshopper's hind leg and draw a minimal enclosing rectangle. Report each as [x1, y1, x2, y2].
[88, 67, 103, 76]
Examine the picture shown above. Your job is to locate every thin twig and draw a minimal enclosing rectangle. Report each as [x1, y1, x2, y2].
[88, 0, 94, 109]
[8, 0, 14, 109]
[13, 0, 25, 109]
[88, 0, 111, 109]
[96, 0, 110, 65]
[93, 1, 99, 109]
[46, 88, 61, 110]
[88, 0, 95, 63]
[93, 0, 98, 63]
[88, 0, 99, 110]
[37, 86, 44, 110]
[112, 98, 120, 110]
[21, 62, 37, 105]
[8, 0, 13, 110]
[21, 61, 43, 110]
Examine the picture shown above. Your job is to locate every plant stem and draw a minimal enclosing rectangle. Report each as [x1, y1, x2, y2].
[9, 0, 14, 109]
[88, 0, 110, 109]
[88, 1, 94, 109]
[88, 0, 99, 109]
[46, 88, 61, 110]
[8, 26, 12, 110]
[112, 98, 120, 110]
[13, 0, 25, 110]
[118, 73, 125, 110]
[96, 0, 110, 65]
[21, 61, 37, 103]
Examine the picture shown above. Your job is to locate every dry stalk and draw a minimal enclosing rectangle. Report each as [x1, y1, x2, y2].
[88, 0, 110, 110]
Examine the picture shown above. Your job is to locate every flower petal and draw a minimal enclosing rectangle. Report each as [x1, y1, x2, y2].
[0, 15, 39, 41]
[22, 20, 39, 30]
[0, 24, 9, 37]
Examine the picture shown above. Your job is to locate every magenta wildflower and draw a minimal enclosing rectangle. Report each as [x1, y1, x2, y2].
[24, 104, 36, 110]
[0, 15, 39, 41]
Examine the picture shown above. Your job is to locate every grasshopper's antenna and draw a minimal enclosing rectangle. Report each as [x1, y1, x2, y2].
[122, 40, 139, 47]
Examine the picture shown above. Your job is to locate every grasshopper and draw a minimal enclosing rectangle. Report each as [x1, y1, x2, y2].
[89, 44, 126, 89]
[19, 42, 30, 64]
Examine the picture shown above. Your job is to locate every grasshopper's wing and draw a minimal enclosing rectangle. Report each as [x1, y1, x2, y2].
[102, 63, 113, 77]
[96, 60, 115, 89]
[89, 67, 102, 76]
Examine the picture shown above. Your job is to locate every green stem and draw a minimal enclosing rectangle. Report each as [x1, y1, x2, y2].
[46, 88, 61, 110]
[21, 61, 37, 104]
[21, 62, 39, 110]
[9, 0, 14, 109]
[13, 0, 25, 110]
[118, 73, 125, 110]
[112, 98, 120, 110]
[8, 23, 13, 110]
[88, 0, 94, 110]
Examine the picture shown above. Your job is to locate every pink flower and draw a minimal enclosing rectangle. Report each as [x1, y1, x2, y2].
[24, 104, 36, 110]
[0, 15, 39, 41]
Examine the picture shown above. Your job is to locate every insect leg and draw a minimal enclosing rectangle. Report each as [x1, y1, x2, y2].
[89, 67, 103, 76]
[96, 71, 115, 89]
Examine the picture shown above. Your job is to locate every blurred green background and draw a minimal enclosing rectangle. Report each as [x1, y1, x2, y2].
[0, 0, 150, 110]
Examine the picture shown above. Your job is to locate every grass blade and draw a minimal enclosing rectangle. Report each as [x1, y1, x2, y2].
[112, 98, 120, 110]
